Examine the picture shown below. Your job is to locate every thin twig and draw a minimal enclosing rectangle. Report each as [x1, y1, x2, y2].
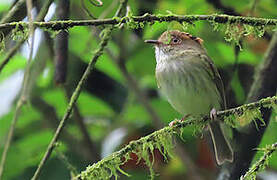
[0, 0, 54, 178]
[0, 38, 25, 73]
[55, 149, 78, 177]
[64, 89, 101, 161]
[241, 142, 277, 180]
[0, 0, 26, 24]
[30, 1, 128, 179]
[0, 14, 276, 32]
[0, 101, 24, 179]
[0, 0, 36, 178]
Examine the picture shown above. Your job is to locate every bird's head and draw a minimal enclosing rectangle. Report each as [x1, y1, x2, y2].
[145, 30, 205, 62]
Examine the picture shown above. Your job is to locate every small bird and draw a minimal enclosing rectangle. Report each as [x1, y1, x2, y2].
[145, 30, 233, 165]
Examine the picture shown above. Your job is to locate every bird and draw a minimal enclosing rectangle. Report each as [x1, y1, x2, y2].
[145, 30, 233, 165]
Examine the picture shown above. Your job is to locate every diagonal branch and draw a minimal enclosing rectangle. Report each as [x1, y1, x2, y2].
[30, 0, 128, 179]
[74, 95, 277, 180]
[241, 142, 277, 180]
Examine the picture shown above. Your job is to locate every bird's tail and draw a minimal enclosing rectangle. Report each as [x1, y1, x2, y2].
[208, 122, 233, 165]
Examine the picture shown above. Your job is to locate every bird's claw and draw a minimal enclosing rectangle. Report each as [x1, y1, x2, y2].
[210, 108, 217, 121]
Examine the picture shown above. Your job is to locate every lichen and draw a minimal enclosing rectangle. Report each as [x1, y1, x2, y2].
[11, 23, 29, 41]
[209, 20, 220, 32]
[224, 21, 242, 47]
[40, 26, 62, 38]
[79, 155, 129, 180]
[182, 21, 190, 31]
[224, 113, 238, 128]
[262, 96, 277, 113]
[223, 106, 264, 128]
[207, 15, 268, 48]
[133, 127, 174, 179]
[119, 8, 145, 29]
[76, 127, 174, 180]
[239, 107, 264, 127]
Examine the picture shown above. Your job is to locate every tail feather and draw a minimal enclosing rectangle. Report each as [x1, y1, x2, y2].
[208, 122, 233, 165]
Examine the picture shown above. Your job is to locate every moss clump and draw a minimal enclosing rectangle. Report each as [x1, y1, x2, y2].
[120, 9, 145, 29]
[239, 107, 264, 128]
[76, 127, 174, 180]
[11, 23, 29, 41]
[207, 15, 268, 48]
[224, 113, 237, 128]
[223, 106, 263, 128]
[80, 155, 130, 180]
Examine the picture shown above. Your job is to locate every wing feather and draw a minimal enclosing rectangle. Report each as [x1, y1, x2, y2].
[200, 55, 227, 110]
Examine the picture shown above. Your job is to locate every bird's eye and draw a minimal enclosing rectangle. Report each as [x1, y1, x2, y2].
[172, 37, 180, 44]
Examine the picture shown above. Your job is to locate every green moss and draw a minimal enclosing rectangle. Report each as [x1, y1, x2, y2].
[206, 15, 268, 48]
[11, 23, 29, 41]
[272, 104, 277, 113]
[133, 127, 174, 179]
[224, 114, 237, 128]
[119, 8, 145, 29]
[224, 22, 242, 46]
[209, 20, 220, 32]
[80, 155, 129, 180]
[182, 22, 190, 31]
[223, 107, 263, 128]
[77, 127, 174, 180]
[40, 26, 61, 38]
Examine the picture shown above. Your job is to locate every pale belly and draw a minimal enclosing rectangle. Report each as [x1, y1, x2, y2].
[156, 60, 222, 116]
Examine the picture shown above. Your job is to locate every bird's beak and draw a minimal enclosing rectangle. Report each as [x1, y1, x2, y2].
[144, 40, 161, 45]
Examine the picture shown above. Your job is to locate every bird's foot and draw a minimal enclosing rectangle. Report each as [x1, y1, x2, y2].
[169, 114, 191, 127]
[210, 108, 217, 121]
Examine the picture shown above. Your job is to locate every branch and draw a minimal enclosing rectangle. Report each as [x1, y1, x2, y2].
[0, 14, 276, 32]
[241, 142, 277, 180]
[74, 96, 277, 180]
[30, 0, 128, 179]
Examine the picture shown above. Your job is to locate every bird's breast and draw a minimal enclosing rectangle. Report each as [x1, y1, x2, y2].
[156, 59, 221, 116]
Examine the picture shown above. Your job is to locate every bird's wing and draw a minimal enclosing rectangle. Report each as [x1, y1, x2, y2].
[201, 55, 227, 109]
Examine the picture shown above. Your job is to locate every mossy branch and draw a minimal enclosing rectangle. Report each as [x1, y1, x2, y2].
[74, 96, 277, 180]
[241, 142, 277, 180]
[0, 14, 276, 32]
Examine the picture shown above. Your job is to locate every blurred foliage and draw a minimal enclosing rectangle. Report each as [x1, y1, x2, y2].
[0, 0, 276, 180]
